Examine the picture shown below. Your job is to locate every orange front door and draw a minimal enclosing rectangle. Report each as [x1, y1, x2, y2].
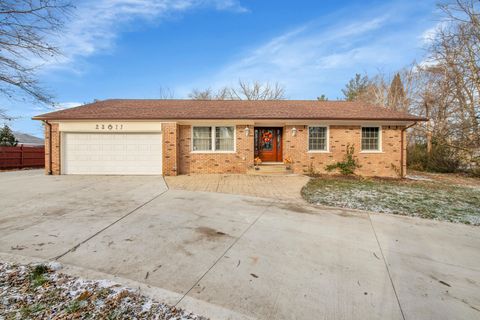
[255, 128, 283, 162]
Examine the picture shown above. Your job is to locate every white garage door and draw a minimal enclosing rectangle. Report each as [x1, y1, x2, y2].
[62, 133, 163, 175]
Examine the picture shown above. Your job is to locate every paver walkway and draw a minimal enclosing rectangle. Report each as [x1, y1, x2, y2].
[165, 174, 310, 202]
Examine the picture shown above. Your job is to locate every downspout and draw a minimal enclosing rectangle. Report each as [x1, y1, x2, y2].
[400, 122, 417, 178]
[44, 120, 53, 175]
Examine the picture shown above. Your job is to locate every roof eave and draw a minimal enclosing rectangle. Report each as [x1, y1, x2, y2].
[32, 116, 428, 122]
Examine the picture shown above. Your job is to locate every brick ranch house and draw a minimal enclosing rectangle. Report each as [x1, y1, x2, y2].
[33, 99, 426, 178]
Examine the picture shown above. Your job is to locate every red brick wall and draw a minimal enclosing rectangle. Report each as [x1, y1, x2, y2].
[45, 122, 405, 178]
[283, 125, 405, 178]
[401, 129, 407, 177]
[45, 122, 61, 175]
[177, 125, 254, 174]
[162, 122, 178, 176]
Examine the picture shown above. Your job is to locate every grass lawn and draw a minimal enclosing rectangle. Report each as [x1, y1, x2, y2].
[301, 175, 480, 225]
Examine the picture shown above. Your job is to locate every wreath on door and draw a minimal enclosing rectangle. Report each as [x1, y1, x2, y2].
[262, 131, 273, 143]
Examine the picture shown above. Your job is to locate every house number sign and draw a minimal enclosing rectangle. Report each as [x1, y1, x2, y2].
[95, 124, 124, 130]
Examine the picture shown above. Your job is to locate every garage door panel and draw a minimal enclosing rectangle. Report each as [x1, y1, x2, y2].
[63, 133, 163, 175]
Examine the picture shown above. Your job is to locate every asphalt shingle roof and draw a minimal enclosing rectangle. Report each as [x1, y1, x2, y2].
[33, 99, 427, 121]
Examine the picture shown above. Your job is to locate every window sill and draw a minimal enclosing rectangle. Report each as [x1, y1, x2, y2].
[191, 151, 236, 154]
[307, 150, 331, 153]
[360, 151, 384, 154]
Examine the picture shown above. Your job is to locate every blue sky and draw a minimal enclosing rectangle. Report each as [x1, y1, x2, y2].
[3, 0, 441, 137]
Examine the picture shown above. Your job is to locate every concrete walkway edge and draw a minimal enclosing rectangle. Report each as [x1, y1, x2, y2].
[53, 187, 170, 261]
[175, 200, 274, 307]
[368, 213, 406, 320]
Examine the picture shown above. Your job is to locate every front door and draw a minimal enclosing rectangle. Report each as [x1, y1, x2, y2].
[254, 128, 283, 162]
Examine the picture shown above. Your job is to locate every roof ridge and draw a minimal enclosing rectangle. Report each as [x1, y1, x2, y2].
[101, 98, 355, 102]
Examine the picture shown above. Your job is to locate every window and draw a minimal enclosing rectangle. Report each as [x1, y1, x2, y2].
[361, 127, 380, 151]
[308, 126, 328, 151]
[192, 127, 212, 151]
[192, 126, 234, 152]
[215, 126, 234, 151]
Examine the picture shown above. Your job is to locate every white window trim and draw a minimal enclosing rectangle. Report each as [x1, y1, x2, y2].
[307, 125, 330, 153]
[191, 126, 236, 154]
[360, 125, 383, 153]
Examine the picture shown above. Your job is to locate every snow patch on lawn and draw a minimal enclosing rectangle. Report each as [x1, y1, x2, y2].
[303, 177, 480, 225]
[0, 262, 208, 319]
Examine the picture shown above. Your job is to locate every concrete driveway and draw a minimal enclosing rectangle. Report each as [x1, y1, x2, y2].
[0, 170, 479, 320]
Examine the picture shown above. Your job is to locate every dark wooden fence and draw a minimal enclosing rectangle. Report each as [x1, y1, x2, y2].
[0, 146, 45, 169]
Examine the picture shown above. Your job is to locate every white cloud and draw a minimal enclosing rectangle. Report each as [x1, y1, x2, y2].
[180, 14, 391, 97]
[180, 2, 436, 99]
[420, 26, 438, 44]
[212, 0, 248, 13]
[221, 15, 390, 72]
[41, 0, 247, 71]
[419, 20, 450, 45]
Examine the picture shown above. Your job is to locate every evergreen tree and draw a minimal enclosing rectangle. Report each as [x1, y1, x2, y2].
[0, 125, 18, 146]
[387, 73, 406, 111]
[317, 94, 328, 101]
[342, 73, 369, 101]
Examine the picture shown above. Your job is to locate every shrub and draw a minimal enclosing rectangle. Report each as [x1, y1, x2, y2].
[407, 143, 428, 171]
[470, 167, 480, 177]
[305, 162, 320, 177]
[325, 144, 360, 175]
[407, 142, 460, 173]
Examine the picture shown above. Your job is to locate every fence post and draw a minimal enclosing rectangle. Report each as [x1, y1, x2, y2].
[21, 145, 24, 167]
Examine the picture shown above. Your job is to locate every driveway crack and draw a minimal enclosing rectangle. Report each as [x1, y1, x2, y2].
[52, 187, 169, 261]
[175, 200, 273, 306]
[368, 213, 406, 320]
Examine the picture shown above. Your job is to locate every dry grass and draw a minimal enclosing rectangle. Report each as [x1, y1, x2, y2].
[301, 174, 480, 225]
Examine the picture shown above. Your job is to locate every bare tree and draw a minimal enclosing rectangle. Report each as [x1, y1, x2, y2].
[158, 86, 175, 99]
[338, 1, 479, 173]
[430, 0, 479, 148]
[405, 0, 479, 171]
[0, 0, 72, 119]
[346, 67, 417, 111]
[355, 74, 388, 106]
[229, 80, 285, 100]
[409, 65, 451, 154]
[0, 108, 13, 121]
[189, 88, 215, 100]
[189, 80, 286, 100]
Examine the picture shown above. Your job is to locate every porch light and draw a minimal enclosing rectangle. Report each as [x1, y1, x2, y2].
[245, 126, 250, 136]
[291, 127, 297, 137]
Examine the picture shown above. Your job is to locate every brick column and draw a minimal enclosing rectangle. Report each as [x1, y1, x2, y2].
[162, 122, 178, 176]
[45, 122, 61, 175]
[402, 128, 407, 177]
[237, 124, 255, 171]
